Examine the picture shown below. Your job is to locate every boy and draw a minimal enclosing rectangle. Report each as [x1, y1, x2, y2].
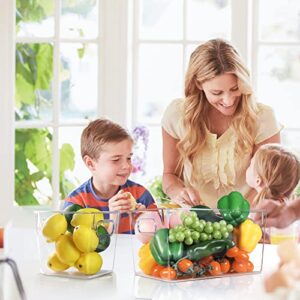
[63, 118, 156, 233]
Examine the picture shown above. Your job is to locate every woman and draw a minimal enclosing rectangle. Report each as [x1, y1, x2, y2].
[162, 39, 282, 207]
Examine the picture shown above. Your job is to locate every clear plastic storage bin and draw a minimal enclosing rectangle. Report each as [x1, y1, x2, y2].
[131, 206, 265, 282]
[35, 209, 118, 279]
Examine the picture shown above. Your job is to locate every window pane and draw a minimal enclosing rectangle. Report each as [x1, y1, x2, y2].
[15, 43, 53, 121]
[137, 44, 183, 123]
[259, 0, 300, 42]
[139, 0, 183, 40]
[61, 0, 98, 38]
[16, 0, 54, 37]
[15, 128, 53, 205]
[60, 43, 97, 120]
[282, 129, 300, 150]
[186, 0, 231, 40]
[59, 127, 89, 200]
[257, 46, 300, 128]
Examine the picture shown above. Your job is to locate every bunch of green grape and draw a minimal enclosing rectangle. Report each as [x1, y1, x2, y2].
[168, 211, 234, 246]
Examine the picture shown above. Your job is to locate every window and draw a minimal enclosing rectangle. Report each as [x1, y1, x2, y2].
[14, 0, 101, 207]
[0, 0, 299, 216]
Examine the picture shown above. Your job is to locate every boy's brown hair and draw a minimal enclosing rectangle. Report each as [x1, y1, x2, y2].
[81, 118, 133, 160]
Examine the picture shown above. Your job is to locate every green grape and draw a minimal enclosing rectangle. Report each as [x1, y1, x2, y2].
[207, 234, 213, 240]
[176, 232, 185, 242]
[183, 229, 191, 237]
[184, 237, 193, 245]
[227, 224, 234, 232]
[180, 212, 189, 222]
[192, 219, 201, 229]
[194, 223, 204, 233]
[200, 233, 208, 241]
[204, 225, 213, 234]
[213, 222, 220, 230]
[212, 231, 222, 240]
[206, 221, 212, 227]
[220, 226, 228, 235]
[183, 216, 193, 227]
[174, 224, 184, 232]
[191, 231, 200, 241]
[168, 234, 176, 243]
[219, 220, 227, 226]
[222, 232, 229, 239]
[169, 228, 175, 236]
[190, 211, 198, 219]
[199, 219, 206, 227]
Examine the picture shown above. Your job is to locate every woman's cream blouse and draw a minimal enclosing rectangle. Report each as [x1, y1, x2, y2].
[162, 99, 283, 207]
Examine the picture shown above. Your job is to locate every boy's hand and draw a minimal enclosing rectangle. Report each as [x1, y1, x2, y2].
[136, 203, 146, 210]
[109, 190, 136, 212]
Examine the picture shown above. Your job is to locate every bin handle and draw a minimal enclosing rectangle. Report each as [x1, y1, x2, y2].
[0, 257, 27, 300]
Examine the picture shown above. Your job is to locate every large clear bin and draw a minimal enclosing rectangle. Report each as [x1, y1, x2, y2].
[131, 207, 265, 282]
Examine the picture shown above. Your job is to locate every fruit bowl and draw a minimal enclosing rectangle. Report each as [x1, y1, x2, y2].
[35, 208, 118, 279]
[130, 205, 265, 282]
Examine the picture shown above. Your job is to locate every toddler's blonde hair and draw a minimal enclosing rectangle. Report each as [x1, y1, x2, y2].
[253, 144, 300, 205]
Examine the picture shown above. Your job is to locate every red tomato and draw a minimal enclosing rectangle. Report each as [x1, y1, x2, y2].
[159, 267, 177, 280]
[151, 265, 164, 277]
[232, 260, 248, 273]
[235, 250, 249, 262]
[246, 260, 254, 272]
[199, 255, 214, 266]
[208, 261, 222, 276]
[177, 258, 194, 274]
[219, 258, 231, 274]
[226, 246, 239, 258]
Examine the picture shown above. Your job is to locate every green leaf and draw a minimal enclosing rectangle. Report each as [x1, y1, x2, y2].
[15, 191, 39, 206]
[60, 143, 75, 175]
[15, 73, 35, 107]
[35, 44, 53, 90]
[24, 129, 52, 178]
[31, 171, 45, 182]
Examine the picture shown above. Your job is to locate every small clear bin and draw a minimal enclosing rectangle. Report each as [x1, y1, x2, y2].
[131, 207, 265, 282]
[35, 209, 118, 279]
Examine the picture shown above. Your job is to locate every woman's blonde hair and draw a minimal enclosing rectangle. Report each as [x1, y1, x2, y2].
[177, 39, 258, 183]
[253, 144, 300, 205]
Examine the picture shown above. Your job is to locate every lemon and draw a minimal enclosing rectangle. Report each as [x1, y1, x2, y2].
[70, 208, 104, 228]
[73, 225, 99, 253]
[42, 213, 67, 242]
[75, 252, 103, 275]
[55, 233, 81, 266]
[47, 252, 69, 272]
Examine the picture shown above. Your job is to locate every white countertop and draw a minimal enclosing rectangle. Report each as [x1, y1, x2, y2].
[0, 207, 296, 300]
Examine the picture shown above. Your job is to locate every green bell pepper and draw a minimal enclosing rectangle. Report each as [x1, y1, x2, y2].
[217, 191, 250, 227]
[186, 239, 235, 261]
[150, 228, 184, 266]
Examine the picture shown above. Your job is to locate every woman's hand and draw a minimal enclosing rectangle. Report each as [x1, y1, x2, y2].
[109, 190, 132, 212]
[169, 186, 203, 207]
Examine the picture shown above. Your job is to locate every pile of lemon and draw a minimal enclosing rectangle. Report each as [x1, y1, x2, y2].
[42, 206, 110, 275]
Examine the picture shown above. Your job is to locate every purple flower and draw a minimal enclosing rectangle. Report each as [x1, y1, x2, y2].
[131, 126, 149, 175]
